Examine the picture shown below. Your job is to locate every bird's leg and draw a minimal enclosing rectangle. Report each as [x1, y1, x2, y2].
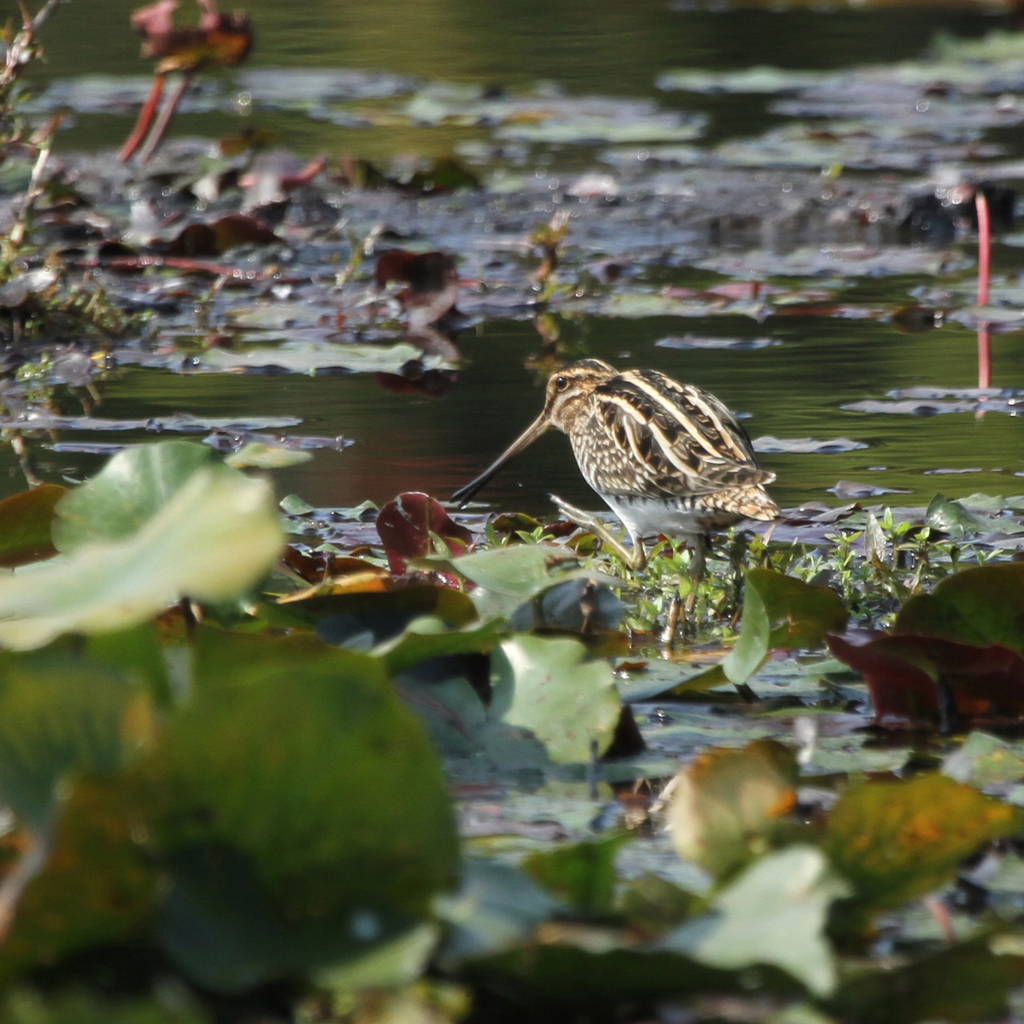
[550, 495, 647, 571]
[682, 534, 707, 619]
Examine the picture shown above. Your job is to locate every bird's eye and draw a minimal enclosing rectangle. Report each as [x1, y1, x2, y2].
[555, 376, 569, 391]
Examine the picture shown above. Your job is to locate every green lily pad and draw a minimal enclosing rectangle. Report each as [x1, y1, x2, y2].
[943, 731, 1024, 787]
[491, 635, 622, 764]
[0, 656, 148, 827]
[894, 562, 1024, 653]
[723, 570, 848, 685]
[147, 638, 460, 990]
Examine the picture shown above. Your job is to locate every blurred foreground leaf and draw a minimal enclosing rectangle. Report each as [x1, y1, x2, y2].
[147, 636, 460, 990]
[53, 441, 220, 551]
[0, 465, 282, 650]
[659, 845, 848, 996]
[0, 656, 150, 828]
[669, 740, 799, 880]
[829, 933, 1024, 1024]
[825, 773, 1020, 931]
[0, 778, 159, 985]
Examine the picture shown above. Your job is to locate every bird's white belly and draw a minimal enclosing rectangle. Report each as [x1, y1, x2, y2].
[599, 493, 706, 542]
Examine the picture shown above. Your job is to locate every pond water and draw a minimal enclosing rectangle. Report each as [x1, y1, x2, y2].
[9, 0, 1024, 516]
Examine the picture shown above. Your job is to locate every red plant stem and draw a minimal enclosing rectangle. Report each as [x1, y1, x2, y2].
[978, 326, 991, 391]
[136, 69, 194, 165]
[118, 72, 166, 162]
[976, 190, 992, 392]
[976, 189, 991, 308]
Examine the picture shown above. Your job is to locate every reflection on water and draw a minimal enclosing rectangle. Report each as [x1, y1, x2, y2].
[7, 0, 1024, 514]
[13, 309, 1018, 517]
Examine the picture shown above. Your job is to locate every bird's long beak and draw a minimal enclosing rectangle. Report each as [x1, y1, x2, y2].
[451, 413, 551, 505]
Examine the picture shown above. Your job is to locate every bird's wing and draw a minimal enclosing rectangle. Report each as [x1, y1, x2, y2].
[584, 369, 775, 499]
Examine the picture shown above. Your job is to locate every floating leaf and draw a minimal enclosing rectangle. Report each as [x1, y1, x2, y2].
[0, 485, 67, 569]
[752, 436, 868, 454]
[943, 731, 1024, 787]
[225, 442, 313, 469]
[925, 494, 992, 537]
[669, 740, 799, 881]
[659, 845, 848, 996]
[491, 635, 621, 764]
[824, 773, 1020, 928]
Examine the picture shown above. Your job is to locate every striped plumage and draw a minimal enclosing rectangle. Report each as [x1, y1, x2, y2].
[452, 359, 778, 570]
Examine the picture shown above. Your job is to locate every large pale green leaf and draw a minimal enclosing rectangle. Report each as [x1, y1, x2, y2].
[53, 441, 220, 551]
[491, 635, 622, 763]
[146, 636, 460, 990]
[659, 845, 848, 996]
[0, 467, 283, 650]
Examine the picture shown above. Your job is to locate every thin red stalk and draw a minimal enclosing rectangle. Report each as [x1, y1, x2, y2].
[976, 189, 991, 308]
[976, 190, 993, 393]
[136, 70, 193, 165]
[118, 72, 166, 162]
[977, 326, 991, 391]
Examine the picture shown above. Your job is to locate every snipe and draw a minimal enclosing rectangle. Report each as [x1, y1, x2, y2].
[452, 359, 779, 573]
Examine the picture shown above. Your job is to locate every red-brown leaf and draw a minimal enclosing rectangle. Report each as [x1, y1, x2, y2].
[375, 492, 473, 575]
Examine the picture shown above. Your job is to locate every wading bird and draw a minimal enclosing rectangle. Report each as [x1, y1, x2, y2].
[452, 359, 779, 576]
